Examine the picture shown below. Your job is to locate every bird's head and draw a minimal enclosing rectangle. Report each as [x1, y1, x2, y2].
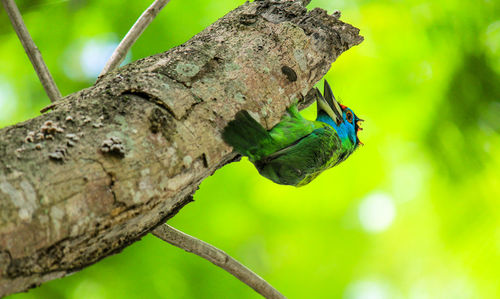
[315, 80, 363, 149]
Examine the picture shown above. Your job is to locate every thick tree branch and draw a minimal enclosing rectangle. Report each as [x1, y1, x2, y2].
[99, 0, 171, 77]
[0, 0, 362, 296]
[153, 224, 286, 299]
[1, 0, 62, 102]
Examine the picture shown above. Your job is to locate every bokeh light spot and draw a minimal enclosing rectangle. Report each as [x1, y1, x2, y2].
[80, 40, 119, 78]
[344, 280, 391, 299]
[358, 192, 396, 233]
[0, 80, 17, 123]
[71, 279, 106, 299]
[62, 35, 132, 81]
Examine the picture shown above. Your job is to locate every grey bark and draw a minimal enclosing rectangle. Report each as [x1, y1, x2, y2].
[0, 0, 363, 296]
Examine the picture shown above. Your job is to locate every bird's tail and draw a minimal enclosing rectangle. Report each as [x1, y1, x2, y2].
[222, 110, 274, 161]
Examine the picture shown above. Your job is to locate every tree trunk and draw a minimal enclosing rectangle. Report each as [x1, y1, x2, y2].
[0, 0, 362, 296]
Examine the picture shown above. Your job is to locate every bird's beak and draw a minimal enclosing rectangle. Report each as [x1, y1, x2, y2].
[357, 119, 364, 130]
[316, 80, 343, 125]
[355, 118, 364, 146]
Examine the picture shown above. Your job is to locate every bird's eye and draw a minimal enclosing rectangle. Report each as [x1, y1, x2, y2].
[346, 111, 353, 123]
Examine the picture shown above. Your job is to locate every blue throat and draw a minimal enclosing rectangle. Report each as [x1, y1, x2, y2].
[317, 113, 353, 145]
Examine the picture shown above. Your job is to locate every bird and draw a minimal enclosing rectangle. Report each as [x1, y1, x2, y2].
[222, 80, 363, 186]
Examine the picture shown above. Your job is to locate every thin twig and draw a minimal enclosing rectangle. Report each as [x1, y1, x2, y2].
[99, 0, 170, 77]
[152, 224, 286, 299]
[1, 0, 62, 103]
[39, 103, 57, 113]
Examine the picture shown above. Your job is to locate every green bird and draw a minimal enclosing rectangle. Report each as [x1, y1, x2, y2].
[222, 80, 363, 186]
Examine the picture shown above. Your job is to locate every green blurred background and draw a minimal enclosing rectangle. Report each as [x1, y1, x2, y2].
[2, 0, 500, 298]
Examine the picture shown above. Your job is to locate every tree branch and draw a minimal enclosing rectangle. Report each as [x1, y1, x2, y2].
[0, 0, 362, 296]
[1, 0, 62, 103]
[99, 0, 170, 77]
[152, 224, 286, 299]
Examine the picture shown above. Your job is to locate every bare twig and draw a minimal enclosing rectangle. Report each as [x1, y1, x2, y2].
[1, 0, 62, 103]
[39, 103, 57, 113]
[152, 224, 287, 299]
[99, 0, 170, 77]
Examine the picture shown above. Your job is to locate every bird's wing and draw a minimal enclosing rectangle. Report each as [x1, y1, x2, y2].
[268, 104, 317, 150]
[256, 125, 343, 186]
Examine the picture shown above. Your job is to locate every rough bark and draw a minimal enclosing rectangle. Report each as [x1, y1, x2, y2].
[0, 0, 362, 296]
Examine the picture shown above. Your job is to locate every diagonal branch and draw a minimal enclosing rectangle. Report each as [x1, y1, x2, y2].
[1, 0, 62, 103]
[0, 0, 362, 296]
[99, 0, 170, 77]
[152, 224, 286, 299]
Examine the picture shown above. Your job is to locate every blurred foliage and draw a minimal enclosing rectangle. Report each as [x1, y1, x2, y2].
[1, 0, 500, 298]
[426, 52, 500, 179]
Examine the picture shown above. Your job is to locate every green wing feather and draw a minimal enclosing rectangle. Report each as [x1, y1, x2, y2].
[222, 104, 316, 162]
[222, 103, 344, 186]
[268, 104, 316, 148]
[222, 110, 275, 161]
[255, 125, 342, 186]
